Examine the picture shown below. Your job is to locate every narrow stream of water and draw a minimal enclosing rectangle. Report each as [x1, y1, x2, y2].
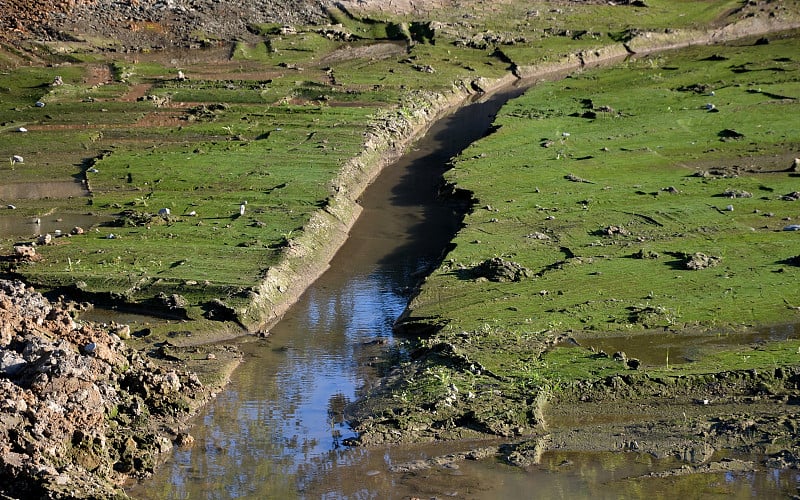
[129, 83, 798, 499]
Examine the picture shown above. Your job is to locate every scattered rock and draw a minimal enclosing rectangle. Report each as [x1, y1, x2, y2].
[685, 252, 721, 270]
[473, 257, 530, 282]
[781, 191, 800, 201]
[722, 188, 752, 198]
[0, 279, 214, 498]
[12, 245, 36, 259]
[718, 129, 744, 141]
[599, 225, 631, 237]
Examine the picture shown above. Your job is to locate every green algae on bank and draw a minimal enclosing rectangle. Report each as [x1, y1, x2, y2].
[402, 32, 800, 336]
[0, 45, 482, 331]
[351, 29, 800, 458]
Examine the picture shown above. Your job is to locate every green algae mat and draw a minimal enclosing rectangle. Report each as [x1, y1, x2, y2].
[350, 30, 800, 446]
[405, 34, 800, 335]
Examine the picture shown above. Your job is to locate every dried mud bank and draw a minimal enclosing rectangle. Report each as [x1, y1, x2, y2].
[0, 279, 241, 499]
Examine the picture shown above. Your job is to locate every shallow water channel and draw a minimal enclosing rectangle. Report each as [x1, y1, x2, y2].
[128, 84, 798, 498]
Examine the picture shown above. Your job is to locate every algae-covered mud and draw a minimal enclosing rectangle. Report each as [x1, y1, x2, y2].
[2, 0, 800, 497]
[348, 22, 800, 484]
[1, 0, 796, 338]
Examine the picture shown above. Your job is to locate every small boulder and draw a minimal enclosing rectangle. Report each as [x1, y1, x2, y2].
[0, 351, 27, 376]
[685, 252, 721, 270]
[473, 257, 530, 282]
[13, 245, 36, 258]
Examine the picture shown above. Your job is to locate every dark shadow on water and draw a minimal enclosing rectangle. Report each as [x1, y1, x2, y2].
[371, 84, 531, 293]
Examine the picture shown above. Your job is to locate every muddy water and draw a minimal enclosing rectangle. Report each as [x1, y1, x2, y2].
[0, 212, 112, 239]
[0, 179, 110, 239]
[571, 323, 798, 366]
[129, 85, 796, 498]
[0, 180, 87, 200]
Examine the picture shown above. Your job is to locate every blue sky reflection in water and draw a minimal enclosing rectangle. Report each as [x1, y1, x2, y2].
[146, 267, 411, 499]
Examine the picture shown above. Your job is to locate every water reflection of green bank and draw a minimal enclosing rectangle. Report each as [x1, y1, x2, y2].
[302, 447, 797, 499]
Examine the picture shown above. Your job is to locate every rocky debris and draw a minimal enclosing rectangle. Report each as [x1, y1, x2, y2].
[626, 304, 675, 327]
[473, 257, 530, 282]
[781, 191, 800, 201]
[0, 279, 211, 499]
[184, 103, 229, 122]
[32, 0, 326, 48]
[112, 209, 154, 228]
[598, 225, 631, 237]
[454, 30, 528, 50]
[137, 94, 171, 107]
[684, 252, 721, 270]
[722, 188, 752, 198]
[526, 231, 550, 240]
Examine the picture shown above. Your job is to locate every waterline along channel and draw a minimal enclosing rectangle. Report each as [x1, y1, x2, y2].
[128, 81, 797, 498]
